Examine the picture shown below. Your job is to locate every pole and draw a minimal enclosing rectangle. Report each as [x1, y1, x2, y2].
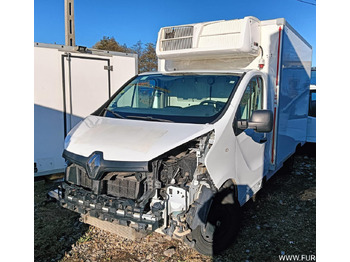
[64, 0, 75, 46]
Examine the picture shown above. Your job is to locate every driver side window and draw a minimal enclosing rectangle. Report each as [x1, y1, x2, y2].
[235, 76, 263, 134]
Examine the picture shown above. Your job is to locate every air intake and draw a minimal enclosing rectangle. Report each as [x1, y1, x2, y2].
[160, 26, 194, 51]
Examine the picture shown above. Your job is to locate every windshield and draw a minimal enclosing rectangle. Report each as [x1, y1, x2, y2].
[104, 73, 241, 124]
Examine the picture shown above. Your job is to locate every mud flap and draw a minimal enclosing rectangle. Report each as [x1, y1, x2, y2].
[186, 186, 214, 231]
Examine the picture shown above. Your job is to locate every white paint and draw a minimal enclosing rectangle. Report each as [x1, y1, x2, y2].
[34, 43, 137, 176]
[66, 115, 214, 161]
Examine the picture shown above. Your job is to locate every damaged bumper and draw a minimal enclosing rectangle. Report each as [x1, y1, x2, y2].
[51, 130, 217, 242]
[56, 183, 162, 235]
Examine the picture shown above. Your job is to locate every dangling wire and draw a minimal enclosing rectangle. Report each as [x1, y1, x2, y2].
[296, 0, 316, 6]
[259, 46, 264, 58]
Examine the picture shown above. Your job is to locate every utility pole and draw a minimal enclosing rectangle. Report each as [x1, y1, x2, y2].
[65, 0, 75, 46]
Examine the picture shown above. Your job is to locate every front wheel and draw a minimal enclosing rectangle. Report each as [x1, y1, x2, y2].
[190, 185, 241, 256]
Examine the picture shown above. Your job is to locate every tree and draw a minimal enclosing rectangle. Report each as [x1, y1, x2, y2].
[131, 40, 143, 58]
[93, 37, 157, 73]
[139, 43, 157, 73]
[92, 36, 130, 53]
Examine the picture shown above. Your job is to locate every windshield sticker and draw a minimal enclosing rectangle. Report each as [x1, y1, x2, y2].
[139, 87, 154, 107]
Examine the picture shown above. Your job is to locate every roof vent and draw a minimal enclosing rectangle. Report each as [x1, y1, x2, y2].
[160, 26, 194, 51]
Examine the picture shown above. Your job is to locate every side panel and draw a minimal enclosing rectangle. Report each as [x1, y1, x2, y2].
[306, 117, 316, 143]
[34, 47, 66, 176]
[275, 26, 312, 165]
[259, 21, 282, 174]
[111, 55, 138, 94]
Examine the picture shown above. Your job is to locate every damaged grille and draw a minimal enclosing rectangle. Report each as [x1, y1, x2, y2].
[66, 164, 144, 200]
[66, 164, 93, 189]
[104, 172, 144, 200]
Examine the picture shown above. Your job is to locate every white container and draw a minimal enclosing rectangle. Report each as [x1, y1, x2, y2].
[34, 43, 138, 176]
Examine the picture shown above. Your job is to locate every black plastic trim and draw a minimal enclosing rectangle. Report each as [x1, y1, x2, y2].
[61, 183, 160, 231]
[63, 150, 150, 178]
[61, 55, 67, 137]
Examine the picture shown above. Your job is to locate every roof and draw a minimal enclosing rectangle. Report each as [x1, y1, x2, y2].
[34, 42, 137, 58]
[138, 69, 251, 76]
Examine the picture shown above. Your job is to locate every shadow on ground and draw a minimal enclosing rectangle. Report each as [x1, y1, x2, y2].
[34, 178, 89, 262]
[34, 143, 315, 262]
[211, 143, 316, 262]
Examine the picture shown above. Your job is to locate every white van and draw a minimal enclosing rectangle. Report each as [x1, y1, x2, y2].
[56, 17, 312, 255]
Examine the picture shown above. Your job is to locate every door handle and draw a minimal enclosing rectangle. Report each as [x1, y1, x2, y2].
[259, 137, 267, 143]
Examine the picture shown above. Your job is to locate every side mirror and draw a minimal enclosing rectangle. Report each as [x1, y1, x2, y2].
[248, 110, 273, 133]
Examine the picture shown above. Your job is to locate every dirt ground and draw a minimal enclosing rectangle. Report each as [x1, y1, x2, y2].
[34, 145, 315, 262]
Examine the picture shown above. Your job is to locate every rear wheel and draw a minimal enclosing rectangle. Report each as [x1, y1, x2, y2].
[191, 183, 241, 256]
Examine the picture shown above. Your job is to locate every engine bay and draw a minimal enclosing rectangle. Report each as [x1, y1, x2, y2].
[60, 131, 216, 239]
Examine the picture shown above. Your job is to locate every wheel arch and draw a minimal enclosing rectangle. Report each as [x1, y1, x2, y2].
[219, 178, 239, 202]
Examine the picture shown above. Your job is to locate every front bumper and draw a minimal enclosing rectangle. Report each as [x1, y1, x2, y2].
[58, 183, 162, 233]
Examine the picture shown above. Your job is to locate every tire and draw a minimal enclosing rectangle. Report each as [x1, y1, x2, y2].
[191, 184, 241, 256]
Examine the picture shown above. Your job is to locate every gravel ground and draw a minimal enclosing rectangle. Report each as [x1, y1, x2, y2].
[34, 146, 315, 262]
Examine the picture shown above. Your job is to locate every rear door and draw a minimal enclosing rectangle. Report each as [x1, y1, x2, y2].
[62, 54, 112, 135]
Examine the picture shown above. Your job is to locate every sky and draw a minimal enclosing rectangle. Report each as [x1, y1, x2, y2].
[2, 2, 350, 260]
[34, 0, 316, 66]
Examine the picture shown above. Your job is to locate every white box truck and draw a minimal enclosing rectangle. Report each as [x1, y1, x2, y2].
[53, 17, 312, 255]
[34, 43, 138, 176]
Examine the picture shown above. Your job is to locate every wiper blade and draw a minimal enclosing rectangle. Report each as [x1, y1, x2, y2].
[126, 115, 173, 122]
[103, 108, 125, 119]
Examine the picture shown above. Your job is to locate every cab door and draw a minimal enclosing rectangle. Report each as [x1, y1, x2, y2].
[233, 75, 269, 204]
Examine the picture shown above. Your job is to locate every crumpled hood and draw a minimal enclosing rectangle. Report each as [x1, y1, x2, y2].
[65, 115, 214, 162]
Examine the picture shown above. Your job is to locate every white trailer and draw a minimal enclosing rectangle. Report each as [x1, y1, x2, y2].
[53, 17, 312, 255]
[34, 43, 138, 176]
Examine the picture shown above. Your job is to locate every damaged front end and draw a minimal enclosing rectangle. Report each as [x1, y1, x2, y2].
[55, 131, 217, 241]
